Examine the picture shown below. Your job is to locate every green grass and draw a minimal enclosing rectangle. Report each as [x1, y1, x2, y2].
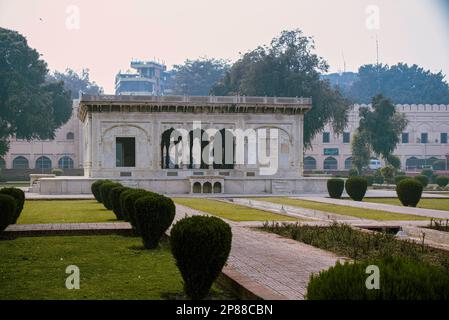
[365, 198, 449, 211]
[18, 200, 117, 224]
[0, 235, 233, 300]
[251, 197, 429, 221]
[173, 198, 297, 221]
[0, 182, 28, 188]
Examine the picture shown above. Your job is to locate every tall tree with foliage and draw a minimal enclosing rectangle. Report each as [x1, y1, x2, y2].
[169, 58, 229, 96]
[47, 68, 103, 99]
[351, 131, 371, 174]
[348, 63, 449, 104]
[358, 94, 408, 164]
[0, 27, 72, 157]
[211, 29, 349, 148]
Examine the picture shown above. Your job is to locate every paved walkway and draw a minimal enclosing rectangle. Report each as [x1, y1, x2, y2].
[296, 196, 449, 220]
[175, 204, 345, 300]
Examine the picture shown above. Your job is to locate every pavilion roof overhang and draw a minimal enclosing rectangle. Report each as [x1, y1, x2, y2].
[78, 94, 312, 122]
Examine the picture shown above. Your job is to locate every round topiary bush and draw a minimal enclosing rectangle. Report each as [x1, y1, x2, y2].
[0, 187, 25, 224]
[345, 177, 368, 201]
[327, 178, 344, 199]
[109, 186, 130, 220]
[170, 216, 232, 300]
[396, 179, 423, 207]
[394, 175, 410, 186]
[99, 182, 122, 210]
[121, 189, 152, 232]
[52, 168, 64, 176]
[414, 175, 429, 187]
[134, 194, 176, 249]
[91, 180, 110, 203]
[306, 257, 449, 300]
[436, 176, 449, 188]
[348, 168, 359, 177]
[0, 194, 17, 232]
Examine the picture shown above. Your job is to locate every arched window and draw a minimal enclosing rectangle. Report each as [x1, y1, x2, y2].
[192, 182, 201, 194]
[324, 157, 338, 170]
[203, 182, 212, 193]
[13, 156, 29, 169]
[35, 156, 52, 169]
[66, 132, 75, 140]
[58, 156, 74, 169]
[405, 157, 418, 170]
[0, 157, 6, 169]
[344, 157, 353, 170]
[303, 156, 317, 170]
[213, 182, 222, 193]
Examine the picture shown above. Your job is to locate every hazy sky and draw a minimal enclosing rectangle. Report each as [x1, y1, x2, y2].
[1, 0, 449, 93]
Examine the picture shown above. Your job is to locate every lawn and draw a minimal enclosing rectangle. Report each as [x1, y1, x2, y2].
[0, 182, 28, 188]
[173, 198, 297, 221]
[365, 198, 449, 211]
[0, 235, 233, 299]
[251, 197, 429, 221]
[18, 200, 117, 224]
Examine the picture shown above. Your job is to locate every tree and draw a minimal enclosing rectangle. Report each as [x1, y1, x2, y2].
[0, 27, 72, 157]
[358, 94, 408, 163]
[211, 29, 349, 148]
[47, 68, 103, 99]
[169, 57, 229, 96]
[348, 63, 449, 104]
[351, 131, 371, 174]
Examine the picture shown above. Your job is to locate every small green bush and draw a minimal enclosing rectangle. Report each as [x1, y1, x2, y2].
[121, 189, 151, 232]
[135, 195, 176, 249]
[327, 178, 344, 199]
[414, 175, 429, 187]
[170, 216, 232, 300]
[109, 186, 130, 220]
[91, 180, 110, 203]
[394, 175, 410, 186]
[52, 168, 64, 176]
[99, 182, 121, 210]
[0, 187, 25, 224]
[396, 179, 423, 207]
[421, 169, 434, 178]
[0, 194, 17, 232]
[373, 170, 384, 184]
[436, 176, 449, 188]
[307, 257, 449, 300]
[345, 177, 368, 201]
[380, 165, 395, 184]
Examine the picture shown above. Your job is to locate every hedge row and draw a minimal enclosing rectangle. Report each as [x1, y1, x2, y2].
[89, 180, 232, 300]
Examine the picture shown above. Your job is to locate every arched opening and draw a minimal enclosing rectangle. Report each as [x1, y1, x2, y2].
[192, 182, 201, 193]
[13, 156, 29, 169]
[189, 129, 209, 169]
[36, 156, 52, 169]
[323, 157, 338, 170]
[304, 156, 316, 170]
[0, 157, 5, 169]
[58, 156, 74, 169]
[405, 157, 418, 170]
[161, 128, 182, 169]
[213, 182, 222, 193]
[66, 132, 75, 140]
[213, 129, 235, 169]
[203, 182, 212, 193]
[344, 157, 353, 170]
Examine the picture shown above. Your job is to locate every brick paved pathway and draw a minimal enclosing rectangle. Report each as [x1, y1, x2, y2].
[175, 205, 345, 300]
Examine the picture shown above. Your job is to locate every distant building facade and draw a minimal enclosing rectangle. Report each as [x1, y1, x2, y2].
[115, 60, 167, 96]
[0, 101, 83, 172]
[305, 104, 449, 172]
[2, 102, 449, 177]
